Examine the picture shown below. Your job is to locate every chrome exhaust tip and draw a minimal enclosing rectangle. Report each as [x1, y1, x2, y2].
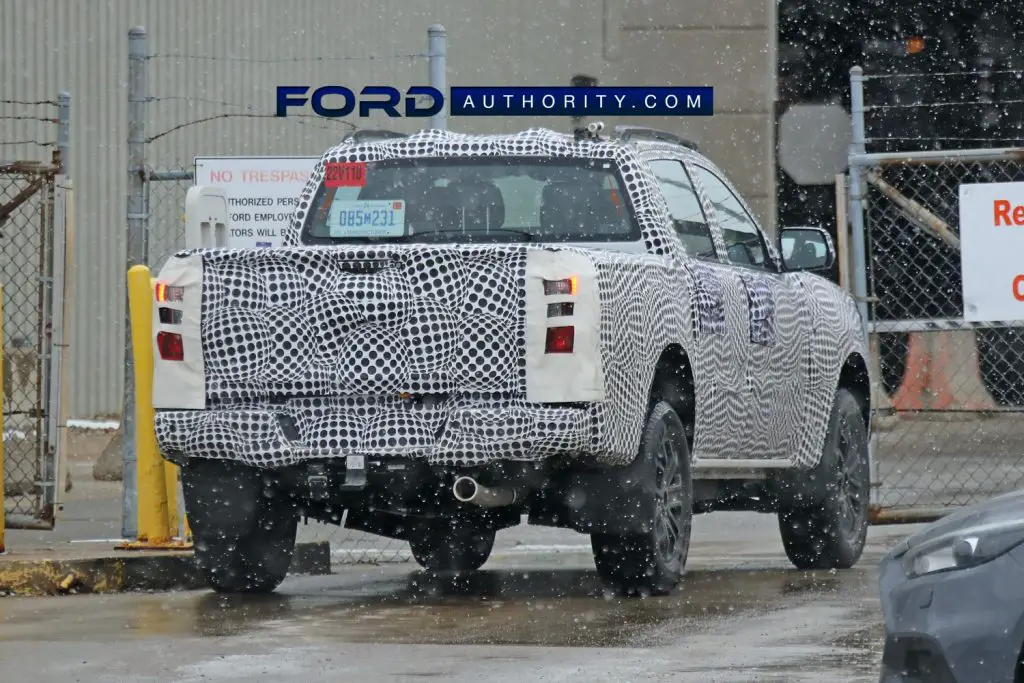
[452, 476, 517, 507]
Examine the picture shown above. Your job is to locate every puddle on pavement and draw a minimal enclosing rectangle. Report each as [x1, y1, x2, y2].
[0, 565, 877, 649]
[174, 566, 876, 647]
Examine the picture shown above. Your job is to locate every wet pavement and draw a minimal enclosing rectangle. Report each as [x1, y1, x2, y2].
[0, 513, 916, 682]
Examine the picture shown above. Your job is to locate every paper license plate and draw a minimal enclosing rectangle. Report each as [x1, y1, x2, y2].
[328, 199, 406, 238]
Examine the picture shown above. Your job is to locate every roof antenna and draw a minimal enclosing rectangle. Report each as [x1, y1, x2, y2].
[569, 73, 599, 139]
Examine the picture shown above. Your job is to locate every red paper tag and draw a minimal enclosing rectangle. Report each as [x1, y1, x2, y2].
[324, 162, 367, 188]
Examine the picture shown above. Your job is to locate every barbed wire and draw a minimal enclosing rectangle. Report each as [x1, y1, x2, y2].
[864, 67, 1024, 80]
[865, 136, 1024, 143]
[867, 98, 1024, 110]
[149, 52, 430, 63]
[148, 95, 259, 108]
[0, 140, 55, 147]
[0, 98, 58, 107]
[0, 115, 57, 123]
[146, 112, 356, 143]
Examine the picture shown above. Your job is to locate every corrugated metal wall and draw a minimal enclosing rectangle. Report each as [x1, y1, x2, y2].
[0, 0, 774, 418]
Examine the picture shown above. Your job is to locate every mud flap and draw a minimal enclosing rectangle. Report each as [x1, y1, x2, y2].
[181, 459, 263, 539]
[529, 454, 657, 536]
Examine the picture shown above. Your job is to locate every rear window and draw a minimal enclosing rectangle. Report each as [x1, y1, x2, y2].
[301, 156, 640, 245]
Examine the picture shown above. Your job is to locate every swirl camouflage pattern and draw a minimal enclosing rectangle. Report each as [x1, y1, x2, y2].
[153, 127, 869, 477]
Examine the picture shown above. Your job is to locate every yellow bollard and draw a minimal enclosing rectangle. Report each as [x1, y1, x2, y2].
[115, 264, 196, 550]
[0, 284, 6, 554]
[164, 459, 179, 535]
[128, 265, 171, 544]
[114, 267, 192, 551]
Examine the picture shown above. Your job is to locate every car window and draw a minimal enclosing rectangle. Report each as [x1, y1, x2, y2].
[689, 166, 771, 270]
[648, 159, 717, 260]
[302, 157, 640, 245]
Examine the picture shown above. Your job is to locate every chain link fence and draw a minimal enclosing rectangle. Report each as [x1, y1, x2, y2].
[848, 66, 1024, 522]
[126, 26, 451, 562]
[145, 169, 192, 272]
[0, 94, 69, 528]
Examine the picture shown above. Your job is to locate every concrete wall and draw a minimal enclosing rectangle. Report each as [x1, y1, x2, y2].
[613, 0, 777, 229]
[0, 0, 775, 418]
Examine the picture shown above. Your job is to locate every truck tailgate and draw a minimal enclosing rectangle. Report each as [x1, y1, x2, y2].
[195, 245, 532, 402]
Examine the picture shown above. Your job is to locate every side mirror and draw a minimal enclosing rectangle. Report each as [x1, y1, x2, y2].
[779, 226, 836, 272]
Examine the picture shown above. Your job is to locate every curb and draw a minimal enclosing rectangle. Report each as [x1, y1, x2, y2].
[0, 541, 331, 597]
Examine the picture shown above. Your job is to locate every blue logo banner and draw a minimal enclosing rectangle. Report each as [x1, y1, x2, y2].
[449, 86, 713, 117]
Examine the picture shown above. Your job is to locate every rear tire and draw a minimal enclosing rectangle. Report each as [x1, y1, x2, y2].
[778, 388, 869, 570]
[408, 520, 495, 572]
[591, 401, 693, 597]
[184, 463, 299, 594]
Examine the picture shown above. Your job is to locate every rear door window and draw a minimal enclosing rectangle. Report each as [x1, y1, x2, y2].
[648, 159, 718, 260]
[689, 165, 773, 271]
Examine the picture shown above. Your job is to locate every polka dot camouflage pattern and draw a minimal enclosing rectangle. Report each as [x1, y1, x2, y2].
[153, 128, 869, 474]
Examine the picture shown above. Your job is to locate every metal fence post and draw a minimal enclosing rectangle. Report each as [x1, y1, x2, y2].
[0, 284, 5, 552]
[123, 25, 149, 538]
[846, 65, 877, 505]
[57, 92, 70, 174]
[428, 24, 447, 131]
[847, 66, 869, 338]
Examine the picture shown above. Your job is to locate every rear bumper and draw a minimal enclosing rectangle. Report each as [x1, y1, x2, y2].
[154, 397, 597, 469]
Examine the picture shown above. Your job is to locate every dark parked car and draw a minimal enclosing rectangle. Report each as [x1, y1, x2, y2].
[879, 489, 1024, 682]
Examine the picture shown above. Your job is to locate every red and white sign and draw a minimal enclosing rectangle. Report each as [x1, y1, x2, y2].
[959, 181, 1024, 322]
[194, 156, 318, 248]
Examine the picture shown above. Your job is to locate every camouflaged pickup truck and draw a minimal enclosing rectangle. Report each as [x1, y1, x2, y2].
[151, 125, 871, 596]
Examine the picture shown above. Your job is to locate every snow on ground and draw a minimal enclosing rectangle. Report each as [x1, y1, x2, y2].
[66, 419, 120, 431]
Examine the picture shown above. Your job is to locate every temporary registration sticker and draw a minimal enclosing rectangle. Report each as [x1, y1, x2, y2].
[324, 162, 367, 187]
[328, 199, 406, 238]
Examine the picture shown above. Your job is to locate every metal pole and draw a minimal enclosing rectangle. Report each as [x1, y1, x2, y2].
[0, 284, 6, 552]
[847, 66, 869, 338]
[428, 24, 447, 131]
[123, 26, 148, 538]
[57, 92, 70, 174]
[847, 65, 877, 504]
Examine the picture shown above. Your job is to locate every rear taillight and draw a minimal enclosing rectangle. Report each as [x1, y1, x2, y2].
[154, 283, 184, 302]
[545, 326, 575, 354]
[543, 277, 577, 296]
[158, 307, 182, 324]
[546, 301, 575, 318]
[157, 331, 184, 361]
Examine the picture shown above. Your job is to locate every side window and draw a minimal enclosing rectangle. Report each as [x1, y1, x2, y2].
[648, 159, 717, 260]
[690, 166, 771, 270]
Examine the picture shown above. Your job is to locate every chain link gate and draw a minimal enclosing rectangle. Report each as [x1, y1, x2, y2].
[0, 159, 61, 528]
[847, 67, 1024, 523]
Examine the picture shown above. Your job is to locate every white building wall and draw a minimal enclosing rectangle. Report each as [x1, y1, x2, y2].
[0, 0, 774, 417]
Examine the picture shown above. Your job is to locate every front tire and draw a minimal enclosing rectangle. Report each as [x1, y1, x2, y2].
[408, 520, 495, 572]
[591, 401, 693, 597]
[778, 388, 870, 570]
